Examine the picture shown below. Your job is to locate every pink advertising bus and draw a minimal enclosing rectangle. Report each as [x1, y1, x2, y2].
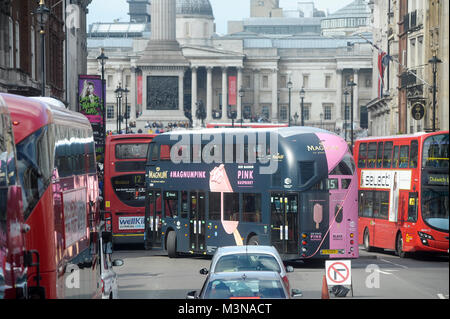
[144, 127, 358, 260]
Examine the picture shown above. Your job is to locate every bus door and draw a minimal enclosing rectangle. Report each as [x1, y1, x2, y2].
[145, 189, 163, 249]
[270, 193, 299, 254]
[189, 192, 206, 253]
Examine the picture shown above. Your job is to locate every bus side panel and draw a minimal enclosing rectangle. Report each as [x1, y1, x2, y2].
[25, 188, 57, 298]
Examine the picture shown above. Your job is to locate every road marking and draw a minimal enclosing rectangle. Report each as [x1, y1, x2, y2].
[437, 293, 448, 299]
[380, 258, 409, 269]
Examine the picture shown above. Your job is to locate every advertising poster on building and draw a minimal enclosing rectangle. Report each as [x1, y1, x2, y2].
[228, 75, 237, 106]
[78, 75, 105, 163]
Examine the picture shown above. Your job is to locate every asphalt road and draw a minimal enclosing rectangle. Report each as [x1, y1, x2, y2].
[111, 245, 449, 300]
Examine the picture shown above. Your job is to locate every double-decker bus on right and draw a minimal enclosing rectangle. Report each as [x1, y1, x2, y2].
[354, 131, 449, 257]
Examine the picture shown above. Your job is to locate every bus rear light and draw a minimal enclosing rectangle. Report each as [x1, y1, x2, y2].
[350, 240, 354, 245]
[302, 233, 308, 239]
[101, 279, 105, 293]
[302, 240, 307, 246]
[350, 233, 354, 238]
[301, 247, 307, 252]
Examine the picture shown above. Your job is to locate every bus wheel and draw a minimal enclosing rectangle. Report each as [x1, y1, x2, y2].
[167, 231, 178, 258]
[247, 235, 259, 246]
[396, 232, 408, 258]
[363, 229, 374, 252]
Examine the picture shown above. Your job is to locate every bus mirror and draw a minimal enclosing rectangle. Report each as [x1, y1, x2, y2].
[286, 265, 294, 273]
[199, 268, 209, 275]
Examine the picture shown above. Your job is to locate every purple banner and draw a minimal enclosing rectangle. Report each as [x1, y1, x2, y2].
[78, 75, 105, 163]
[78, 75, 104, 124]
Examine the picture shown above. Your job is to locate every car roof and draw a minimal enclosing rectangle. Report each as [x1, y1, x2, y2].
[208, 271, 282, 281]
[215, 245, 279, 255]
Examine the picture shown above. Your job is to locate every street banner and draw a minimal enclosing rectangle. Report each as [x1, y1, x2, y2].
[137, 75, 143, 106]
[228, 75, 237, 106]
[78, 74, 105, 163]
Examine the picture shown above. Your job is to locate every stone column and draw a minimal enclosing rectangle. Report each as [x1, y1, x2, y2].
[353, 69, 360, 123]
[336, 69, 343, 122]
[237, 67, 243, 122]
[206, 67, 213, 122]
[253, 69, 260, 117]
[271, 69, 278, 122]
[191, 67, 198, 125]
[221, 67, 228, 118]
[151, 0, 176, 42]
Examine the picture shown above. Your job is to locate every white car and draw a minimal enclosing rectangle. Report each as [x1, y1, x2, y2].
[199, 245, 294, 291]
[99, 236, 123, 299]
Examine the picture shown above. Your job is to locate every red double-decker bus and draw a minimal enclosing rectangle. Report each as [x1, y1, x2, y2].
[354, 131, 449, 257]
[104, 134, 155, 247]
[2, 93, 102, 298]
[0, 95, 28, 299]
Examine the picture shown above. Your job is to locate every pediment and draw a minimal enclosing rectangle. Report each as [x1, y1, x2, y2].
[181, 45, 244, 60]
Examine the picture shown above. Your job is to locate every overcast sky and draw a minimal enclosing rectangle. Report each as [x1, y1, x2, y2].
[87, 0, 355, 35]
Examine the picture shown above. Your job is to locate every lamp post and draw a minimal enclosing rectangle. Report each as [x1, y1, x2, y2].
[239, 86, 245, 127]
[123, 87, 129, 133]
[320, 113, 323, 129]
[344, 89, 349, 142]
[114, 84, 123, 133]
[96, 48, 108, 140]
[347, 79, 357, 153]
[428, 55, 442, 132]
[299, 87, 305, 126]
[287, 80, 293, 127]
[35, 0, 50, 97]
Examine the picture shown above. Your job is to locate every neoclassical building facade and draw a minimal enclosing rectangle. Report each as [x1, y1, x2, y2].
[87, 0, 374, 138]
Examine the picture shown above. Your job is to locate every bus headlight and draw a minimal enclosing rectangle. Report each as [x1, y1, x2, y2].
[418, 232, 434, 240]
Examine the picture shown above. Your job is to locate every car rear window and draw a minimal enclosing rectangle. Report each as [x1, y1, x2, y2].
[214, 254, 281, 273]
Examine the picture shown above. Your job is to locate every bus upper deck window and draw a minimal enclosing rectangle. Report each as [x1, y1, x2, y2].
[383, 141, 393, 168]
[392, 146, 399, 168]
[409, 141, 418, 168]
[367, 142, 377, 168]
[376, 142, 384, 168]
[358, 143, 367, 168]
[399, 145, 409, 168]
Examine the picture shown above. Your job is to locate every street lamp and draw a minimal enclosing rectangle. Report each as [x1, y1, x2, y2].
[123, 87, 129, 133]
[293, 112, 299, 126]
[97, 48, 108, 140]
[347, 79, 357, 153]
[287, 79, 293, 127]
[299, 87, 305, 126]
[114, 84, 123, 133]
[428, 55, 442, 132]
[239, 86, 245, 127]
[34, 0, 50, 96]
[344, 89, 350, 142]
[320, 113, 323, 129]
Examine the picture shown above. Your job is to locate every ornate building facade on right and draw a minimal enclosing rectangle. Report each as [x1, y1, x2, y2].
[368, 0, 448, 136]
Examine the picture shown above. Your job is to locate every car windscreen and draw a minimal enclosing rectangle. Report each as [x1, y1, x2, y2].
[214, 253, 281, 273]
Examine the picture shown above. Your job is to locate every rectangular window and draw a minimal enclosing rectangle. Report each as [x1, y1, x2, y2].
[224, 193, 239, 221]
[376, 142, 384, 168]
[359, 191, 373, 218]
[164, 191, 178, 218]
[262, 75, 269, 88]
[367, 142, 377, 168]
[107, 105, 115, 119]
[242, 193, 262, 223]
[208, 192, 221, 220]
[399, 145, 409, 168]
[379, 191, 389, 220]
[358, 143, 367, 168]
[383, 141, 393, 168]
[116, 143, 149, 159]
[392, 145, 400, 168]
[323, 104, 332, 120]
[302, 75, 309, 88]
[409, 140, 418, 168]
